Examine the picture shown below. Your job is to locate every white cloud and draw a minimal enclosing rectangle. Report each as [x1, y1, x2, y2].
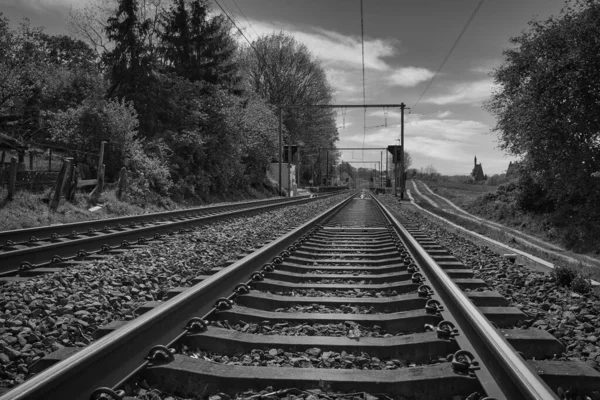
[425, 79, 497, 105]
[389, 67, 434, 87]
[326, 68, 362, 97]
[244, 20, 396, 71]
[434, 110, 452, 119]
[244, 19, 433, 89]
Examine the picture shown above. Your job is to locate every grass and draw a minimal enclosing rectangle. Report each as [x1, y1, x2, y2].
[0, 183, 278, 232]
[409, 182, 600, 284]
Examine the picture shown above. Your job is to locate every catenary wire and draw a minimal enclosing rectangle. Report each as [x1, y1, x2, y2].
[411, 0, 485, 113]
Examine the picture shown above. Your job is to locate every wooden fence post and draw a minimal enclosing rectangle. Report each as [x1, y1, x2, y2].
[117, 167, 127, 200]
[29, 151, 34, 171]
[98, 164, 105, 193]
[0, 151, 5, 187]
[7, 157, 17, 200]
[60, 158, 74, 198]
[67, 164, 79, 202]
[49, 158, 71, 211]
[97, 141, 106, 182]
[90, 164, 105, 202]
[48, 149, 52, 172]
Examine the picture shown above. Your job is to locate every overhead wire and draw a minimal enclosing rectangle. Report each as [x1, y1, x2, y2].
[213, 0, 279, 81]
[230, 0, 260, 40]
[360, 0, 366, 160]
[411, 0, 485, 113]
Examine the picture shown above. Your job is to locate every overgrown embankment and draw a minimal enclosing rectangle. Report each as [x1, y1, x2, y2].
[0, 184, 276, 232]
[423, 180, 600, 256]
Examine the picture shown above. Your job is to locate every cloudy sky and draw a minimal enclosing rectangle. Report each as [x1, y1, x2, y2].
[1, 0, 568, 175]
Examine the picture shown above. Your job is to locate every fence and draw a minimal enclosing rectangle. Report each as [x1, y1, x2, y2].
[0, 144, 102, 193]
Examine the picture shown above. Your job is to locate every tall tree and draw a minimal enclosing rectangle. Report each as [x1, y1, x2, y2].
[103, 0, 153, 98]
[239, 32, 339, 182]
[159, 0, 240, 90]
[485, 0, 600, 209]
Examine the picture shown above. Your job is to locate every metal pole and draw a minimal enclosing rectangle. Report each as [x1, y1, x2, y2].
[278, 108, 282, 196]
[386, 152, 388, 190]
[326, 151, 329, 186]
[394, 146, 398, 197]
[317, 148, 321, 187]
[380, 151, 382, 188]
[400, 103, 405, 199]
[287, 140, 292, 197]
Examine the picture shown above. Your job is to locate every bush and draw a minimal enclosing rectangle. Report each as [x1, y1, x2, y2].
[551, 264, 591, 293]
[571, 274, 592, 294]
[552, 265, 578, 287]
[48, 99, 172, 194]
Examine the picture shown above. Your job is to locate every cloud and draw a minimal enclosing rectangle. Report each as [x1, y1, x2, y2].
[244, 19, 432, 89]
[326, 68, 362, 97]
[244, 20, 397, 71]
[434, 110, 452, 118]
[389, 67, 434, 87]
[424, 79, 497, 105]
[9, 0, 83, 12]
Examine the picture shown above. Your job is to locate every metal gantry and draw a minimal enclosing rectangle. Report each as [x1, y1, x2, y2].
[277, 103, 407, 197]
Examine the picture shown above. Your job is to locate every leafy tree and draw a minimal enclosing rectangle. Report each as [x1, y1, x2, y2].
[486, 0, 600, 211]
[48, 98, 171, 194]
[239, 32, 339, 179]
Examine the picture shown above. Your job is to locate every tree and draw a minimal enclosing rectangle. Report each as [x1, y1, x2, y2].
[238, 32, 339, 178]
[403, 151, 412, 172]
[159, 0, 240, 90]
[103, 0, 153, 98]
[485, 0, 600, 211]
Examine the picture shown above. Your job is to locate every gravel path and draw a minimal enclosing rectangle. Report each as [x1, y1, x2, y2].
[379, 195, 600, 371]
[0, 195, 347, 388]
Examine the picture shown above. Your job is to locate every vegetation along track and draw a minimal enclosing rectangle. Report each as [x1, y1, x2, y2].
[2, 191, 599, 400]
[0, 194, 339, 277]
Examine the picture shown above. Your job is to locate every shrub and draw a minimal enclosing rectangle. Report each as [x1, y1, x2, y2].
[48, 99, 172, 194]
[551, 264, 591, 293]
[551, 265, 578, 287]
[571, 274, 592, 294]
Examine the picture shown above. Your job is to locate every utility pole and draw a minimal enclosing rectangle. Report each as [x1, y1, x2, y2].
[380, 151, 383, 188]
[326, 151, 329, 186]
[278, 107, 282, 196]
[400, 102, 405, 199]
[287, 137, 292, 197]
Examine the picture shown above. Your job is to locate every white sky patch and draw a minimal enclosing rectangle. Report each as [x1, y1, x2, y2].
[434, 110, 452, 119]
[407, 118, 488, 142]
[246, 20, 397, 71]
[326, 68, 362, 97]
[389, 67, 435, 87]
[425, 79, 497, 105]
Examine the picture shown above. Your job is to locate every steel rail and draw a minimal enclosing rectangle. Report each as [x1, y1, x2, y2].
[0, 193, 355, 400]
[0, 194, 339, 246]
[0, 193, 344, 275]
[372, 195, 558, 400]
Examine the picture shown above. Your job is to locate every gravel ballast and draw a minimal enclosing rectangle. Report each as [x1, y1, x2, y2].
[379, 195, 600, 372]
[0, 195, 347, 388]
[180, 346, 442, 370]
[208, 319, 406, 338]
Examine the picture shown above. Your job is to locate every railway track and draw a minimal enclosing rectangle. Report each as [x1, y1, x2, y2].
[0, 194, 337, 277]
[2, 191, 599, 400]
